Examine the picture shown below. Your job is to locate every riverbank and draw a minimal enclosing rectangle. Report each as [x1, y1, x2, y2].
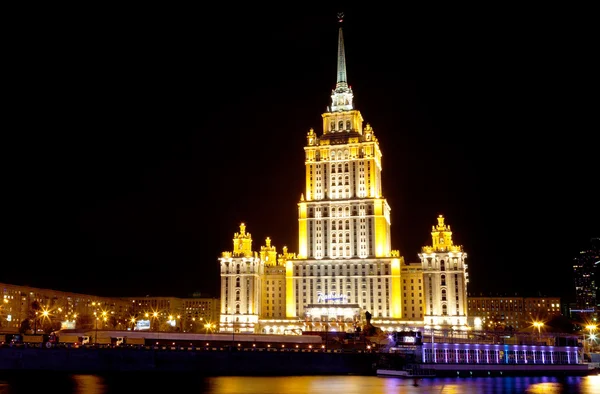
[0, 347, 378, 375]
[1, 347, 594, 377]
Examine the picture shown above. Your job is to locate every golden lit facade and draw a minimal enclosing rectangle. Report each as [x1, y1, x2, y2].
[217, 21, 449, 334]
[288, 22, 409, 332]
[400, 262, 425, 321]
[218, 223, 263, 333]
[419, 215, 469, 327]
[217, 21, 473, 334]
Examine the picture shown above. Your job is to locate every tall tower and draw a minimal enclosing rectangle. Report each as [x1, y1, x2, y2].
[218, 223, 263, 333]
[573, 237, 600, 312]
[298, 14, 391, 262]
[289, 15, 403, 330]
[419, 215, 469, 327]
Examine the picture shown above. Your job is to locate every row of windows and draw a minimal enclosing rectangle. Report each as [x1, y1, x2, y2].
[308, 205, 374, 217]
[330, 120, 352, 131]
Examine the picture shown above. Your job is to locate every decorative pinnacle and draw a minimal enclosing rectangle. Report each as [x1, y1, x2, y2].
[338, 12, 344, 23]
[336, 15, 347, 86]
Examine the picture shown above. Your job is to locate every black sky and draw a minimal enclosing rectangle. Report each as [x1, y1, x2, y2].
[5, 6, 598, 302]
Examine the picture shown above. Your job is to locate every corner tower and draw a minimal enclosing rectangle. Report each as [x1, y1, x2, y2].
[218, 223, 263, 334]
[419, 215, 469, 328]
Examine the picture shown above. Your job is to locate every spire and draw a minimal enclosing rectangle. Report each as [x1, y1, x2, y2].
[330, 12, 354, 112]
[336, 13, 347, 88]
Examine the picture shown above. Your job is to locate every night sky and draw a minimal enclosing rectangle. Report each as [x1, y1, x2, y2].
[5, 6, 597, 302]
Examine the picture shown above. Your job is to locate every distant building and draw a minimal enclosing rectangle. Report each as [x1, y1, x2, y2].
[572, 237, 600, 313]
[0, 282, 132, 333]
[0, 282, 219, 333]
[467, 295, 561, 331]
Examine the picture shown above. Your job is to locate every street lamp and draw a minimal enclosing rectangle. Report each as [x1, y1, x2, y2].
[533, 322, 543, 343]
[586, 324, 597, 352]
[152, 312, 159, 331]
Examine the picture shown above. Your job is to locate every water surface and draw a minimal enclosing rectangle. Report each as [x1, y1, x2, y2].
[2, 373, 600, 393]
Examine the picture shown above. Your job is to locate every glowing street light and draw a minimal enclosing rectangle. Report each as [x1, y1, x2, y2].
[152, 311, 159, 331]
[586, 324, 597, 351]
[533, 322, 543, 342]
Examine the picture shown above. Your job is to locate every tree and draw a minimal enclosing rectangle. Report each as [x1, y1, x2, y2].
[76, 314, 94, 330]
[19, 319, 32, 334]
[187, 320, 203, 333]
[29, 300, 41, 318]
[546, 315, 576, 333]
[42, 320, 61, 334]
[109, 316, 119, 329]
[27, 300, 43, 333]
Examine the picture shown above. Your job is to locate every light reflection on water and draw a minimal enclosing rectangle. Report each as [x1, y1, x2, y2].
[1, 374, 600, 394]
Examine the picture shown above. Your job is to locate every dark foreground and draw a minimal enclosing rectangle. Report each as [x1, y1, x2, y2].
[0, 347, 379, 375]
[1, 373, 599, 394]
[0, 348, 594, 378]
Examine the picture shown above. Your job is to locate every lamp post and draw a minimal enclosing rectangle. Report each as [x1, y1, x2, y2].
[41, 310, 49, 333]
[92, 302, 98, 344]
[231, 322, 235, 350]
[533, 322, 543, 343]
[586, 325, 597, 353]
[152, 312, 159, 332]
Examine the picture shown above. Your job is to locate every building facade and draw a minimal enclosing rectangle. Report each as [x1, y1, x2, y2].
[467, 295, 562, 331]
[218, 20, 470, 335]
[0, 282, 219, 333]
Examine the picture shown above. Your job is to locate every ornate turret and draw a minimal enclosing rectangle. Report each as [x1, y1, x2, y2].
[233, 222, 253, 257]
[260, 237, 279, 266]
[422, 215, 463, 253]
[306, 128, 317, 146]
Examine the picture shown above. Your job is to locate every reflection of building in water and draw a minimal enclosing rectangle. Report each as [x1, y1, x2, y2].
[218, 18, 470, 335]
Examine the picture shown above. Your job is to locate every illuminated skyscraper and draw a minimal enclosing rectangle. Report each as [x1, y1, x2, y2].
[573, 237, 600, 312]
[218, 17, 469, 335]
[287, 18, 402, 331]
